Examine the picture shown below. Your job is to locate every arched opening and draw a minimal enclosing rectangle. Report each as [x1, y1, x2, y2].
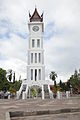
[28, 85, 42, 99]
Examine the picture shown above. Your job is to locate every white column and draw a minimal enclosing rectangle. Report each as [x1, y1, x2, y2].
[66, 91, 69, 99]
[60, 92, 62, 99]
[28, 87, 30, 98]
[37, 53, 38, 64]
[48, 85, 53, 99]
[33, 69, 35, 81]
[37, 69, 39, 81]
[26, 85, 28, 99]
[41, 68, 42, 80]
[41, 37, 43, 48]
[27, 66, 29, 80]
[42, 85, 44, 99]
[22, 92, 26, 100]
[28, 51, 29, 65]
[33, 52, 35, 64]
[42, 51, 44, 64]
[8, 94, 10, 99]
[57, 91, 60, 99]
[17, 91, 19, 99]
[41, 53, 42, 64]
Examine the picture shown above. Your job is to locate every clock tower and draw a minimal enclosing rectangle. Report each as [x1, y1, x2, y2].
[17, 8, 54, 99]
[27, 7, 45, 82]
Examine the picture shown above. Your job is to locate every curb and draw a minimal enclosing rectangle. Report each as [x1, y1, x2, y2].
[10, 108, 80, 118]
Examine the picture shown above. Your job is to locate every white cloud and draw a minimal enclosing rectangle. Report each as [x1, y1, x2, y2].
[0, 33, 28, 60]
[0, 33, 28, 79]
[0, 57, 27, 79]
[0, 0, 80, 82]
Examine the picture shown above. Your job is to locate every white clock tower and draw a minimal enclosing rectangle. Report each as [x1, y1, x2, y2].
[17, 8, 53, 99]
[27, 8, 45, 83]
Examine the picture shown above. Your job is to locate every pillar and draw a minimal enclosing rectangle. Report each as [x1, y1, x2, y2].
[57, 91, 60, 99]
[26, 85, 28, 99]
[33, 53, 35, 64]
[42, 85, 44, 99]
[33, 69, 35, 81]
[48, 85, 53, 99]
[37, 69, 39, 81]
[16, 91, 19, 99]
[22, 92, 26, 100]
[29, 87, 30, 98]
[66, 91, 69, 99]
[8, 94, 10, 99]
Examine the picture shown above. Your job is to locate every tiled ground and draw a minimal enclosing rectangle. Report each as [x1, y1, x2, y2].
[0, 97, 80, 120]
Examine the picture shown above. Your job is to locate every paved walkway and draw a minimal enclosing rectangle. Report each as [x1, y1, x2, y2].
[0, 97, 80, 120]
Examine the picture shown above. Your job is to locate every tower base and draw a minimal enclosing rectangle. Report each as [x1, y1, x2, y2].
[17, 80, 54, 99]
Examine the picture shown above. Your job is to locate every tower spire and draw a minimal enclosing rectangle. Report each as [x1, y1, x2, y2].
[35, 4, 37, 9]
[29, 7, 43, 22]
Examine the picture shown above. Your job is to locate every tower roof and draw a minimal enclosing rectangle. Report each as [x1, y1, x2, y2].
[29, 7, 43, 22]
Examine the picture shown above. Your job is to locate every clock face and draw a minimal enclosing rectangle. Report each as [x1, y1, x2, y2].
[32, 26, 39, 32]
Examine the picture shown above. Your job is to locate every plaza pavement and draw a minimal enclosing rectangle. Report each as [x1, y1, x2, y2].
[0, 97, 80, 120]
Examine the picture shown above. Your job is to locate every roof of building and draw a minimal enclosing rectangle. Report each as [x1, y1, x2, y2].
[29, 7, 43, 22]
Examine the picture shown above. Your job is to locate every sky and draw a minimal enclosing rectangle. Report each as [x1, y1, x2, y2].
[0, 0, 80, 82]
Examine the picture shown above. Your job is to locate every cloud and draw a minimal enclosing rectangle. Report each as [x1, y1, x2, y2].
[0, 33, 28, 79]
[43, 22, 56, 40]
[0, 0, 80, 82]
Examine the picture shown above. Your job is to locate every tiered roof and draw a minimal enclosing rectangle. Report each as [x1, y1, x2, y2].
[29, 8, 43, 22]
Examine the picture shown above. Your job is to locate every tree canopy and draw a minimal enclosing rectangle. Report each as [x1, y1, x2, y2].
[68, 69, 80, 93]
[0, 68, 21, 93]
[0, 68, 10, 91]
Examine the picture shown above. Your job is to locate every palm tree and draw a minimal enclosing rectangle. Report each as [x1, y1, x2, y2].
[7, 69, 12, 82]
[49, 71, 57, 87]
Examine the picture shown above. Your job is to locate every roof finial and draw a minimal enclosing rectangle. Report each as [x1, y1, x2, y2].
[28, 10, 31, 18]
[41, 11, 44, 17]
[35, 5, 37, 9]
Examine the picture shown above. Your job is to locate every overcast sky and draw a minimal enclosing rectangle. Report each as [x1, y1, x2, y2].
[0, 0, 80, 82]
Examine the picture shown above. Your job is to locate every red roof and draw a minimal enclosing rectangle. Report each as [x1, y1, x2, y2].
[29, 8, 43, 22]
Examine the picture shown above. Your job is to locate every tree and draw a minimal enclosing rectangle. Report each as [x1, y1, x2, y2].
[59, 80, 62, 88]
[12, 80, 21, 91]
[0, 68, 10, 91]
[66, 80, 70, 91]
[59, 80, 66, 91]
[31, 88, 38, 98]
[0, 68, 7, 81]
[3, 80, 10, 91]
[50, 71, 57, 87]
[0, 68, 21, 92]
[59, 80, 63, 91]
[69, 69, 80, 93]
[8, 80, 21, 94]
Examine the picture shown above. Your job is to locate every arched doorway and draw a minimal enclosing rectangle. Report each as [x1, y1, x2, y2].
[28, 85, 42, 99]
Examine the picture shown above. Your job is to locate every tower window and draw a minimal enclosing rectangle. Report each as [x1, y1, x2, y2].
[32, 39, 35, 47]
[39, 53, 41, 63]
[37, 39, 40, 47]
[39, 69, 41, 80]
[31, 53, 33, 63]
[35, 53, 37, 63]
[31, 69, 33, 80]
[35, 69, 37, 81]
